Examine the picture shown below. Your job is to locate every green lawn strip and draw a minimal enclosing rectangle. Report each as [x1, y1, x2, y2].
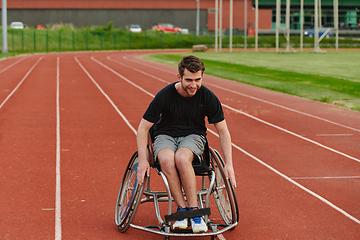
[143, 53, 360, 112]
[0, 52, 18, 60]
[191, 51, 360, 82]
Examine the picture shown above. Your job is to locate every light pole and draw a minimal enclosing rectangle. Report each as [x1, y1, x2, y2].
[229, 0, 233, 52]
[2, 0, 8, 53]
[215, 0, 218, 52]
[244, 0, 247, 51]
[196, 0, 200, 36]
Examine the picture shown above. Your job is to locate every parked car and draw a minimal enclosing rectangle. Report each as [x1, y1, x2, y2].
[179, 27, 189, 34]
[36, 24, 45, 30]
[151, 23, 182, 34]
[52, 24, 62, 30]
[303, 28, 332, 38]
[129, 24, 142, 33]
[10, 22, 24, 29]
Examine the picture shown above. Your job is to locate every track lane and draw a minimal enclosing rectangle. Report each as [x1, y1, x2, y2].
[0, 57, 25, 74]
[0, 57, 43, 105]
[58, 54, 145, 239]
[0, 55, 57, 239]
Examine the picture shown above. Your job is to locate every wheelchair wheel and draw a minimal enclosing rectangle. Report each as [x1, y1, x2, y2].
[209, 148, 239, 225]
[115, 151, 145, 232]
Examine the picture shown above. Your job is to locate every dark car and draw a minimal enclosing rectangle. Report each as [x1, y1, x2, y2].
[303, 28, 332, 38]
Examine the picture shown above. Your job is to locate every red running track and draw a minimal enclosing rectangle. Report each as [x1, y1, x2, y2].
[0, 50, 359, 240]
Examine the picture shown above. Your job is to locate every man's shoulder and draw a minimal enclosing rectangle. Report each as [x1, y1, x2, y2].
[200, 85, 218, 98]
[156, 82, 176, 96]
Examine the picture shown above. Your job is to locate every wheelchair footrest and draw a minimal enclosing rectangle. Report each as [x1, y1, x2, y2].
[165, 208, 211, 222]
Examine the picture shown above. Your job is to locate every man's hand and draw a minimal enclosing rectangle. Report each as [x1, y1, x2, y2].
[136, 118, 154, 186]
[214, 120, 236, 188]
[137, 158, 150, 186]
[224, 164, 236, 188]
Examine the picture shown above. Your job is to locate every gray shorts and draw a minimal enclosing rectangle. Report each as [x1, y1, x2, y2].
[153, 134, 207, 161]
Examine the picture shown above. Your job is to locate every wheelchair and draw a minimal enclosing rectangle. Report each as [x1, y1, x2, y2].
[115, 134, 239, 239]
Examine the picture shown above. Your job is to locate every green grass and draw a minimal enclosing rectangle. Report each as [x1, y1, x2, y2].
[1, 25, 360, 58]
[143, 51, 360, 112]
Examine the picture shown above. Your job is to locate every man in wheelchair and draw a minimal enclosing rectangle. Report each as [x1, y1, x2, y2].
[136, 55, 236, 233]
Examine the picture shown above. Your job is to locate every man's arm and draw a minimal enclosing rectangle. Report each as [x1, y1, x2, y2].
[213, 120, 236, 187]
[136, 118, 154, 185]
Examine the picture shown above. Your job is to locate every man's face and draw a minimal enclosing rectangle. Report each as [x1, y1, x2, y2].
[178, 69, 203, 97]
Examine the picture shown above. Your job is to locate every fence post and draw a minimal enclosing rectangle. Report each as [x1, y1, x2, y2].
[86, 31, 88, 50]
[34, 30, 36, 52]
[129, 32, 132, 49]
[100, 32, 103, 50]
[59, 31, 61, 51]
[144, 31, 147, 49]
[177, 33, 180, 48]
[72, 31, 75, 51]
[161, 32, 164, 48]
[114, 32, 116, 50]
[46, 30, 48, 52]
[12, 29, 14, 52]
[22, 30, 24, 52]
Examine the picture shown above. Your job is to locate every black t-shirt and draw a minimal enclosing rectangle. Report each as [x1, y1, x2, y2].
[143, 82, 224, 138]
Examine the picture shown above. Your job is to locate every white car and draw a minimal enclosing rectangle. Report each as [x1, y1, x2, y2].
[179, 27, 189, 34]
[10, 22, 24, 29]
[129, 24, 142, 33]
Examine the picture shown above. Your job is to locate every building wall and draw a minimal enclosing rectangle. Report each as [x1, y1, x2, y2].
[5, 9, 209, 31]
[5, 0, 203, 9]
[1, 0, 272, 31]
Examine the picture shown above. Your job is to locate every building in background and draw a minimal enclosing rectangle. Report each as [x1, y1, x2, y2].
[0, 0, 272, 33]
[2, 0, 357, 33]
[258, 0, 359, 29]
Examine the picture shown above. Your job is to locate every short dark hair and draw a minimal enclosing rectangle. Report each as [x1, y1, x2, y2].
[178, 55, 205, 78]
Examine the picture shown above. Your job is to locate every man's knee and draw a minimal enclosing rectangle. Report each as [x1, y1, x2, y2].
[174, 147, 193, 169]
[158, 148, 176, 173]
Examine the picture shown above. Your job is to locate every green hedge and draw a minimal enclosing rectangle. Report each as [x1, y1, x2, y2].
[1, 27, 360, 54]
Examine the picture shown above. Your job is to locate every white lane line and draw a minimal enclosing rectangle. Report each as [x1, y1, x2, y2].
[103, 56, 360, 164]
[55, 57, 62, 240]
[291, 176, 360, 180]
[74, 57, 137, 135]
[90, 56, 360, 225]
[107, 56, 169, 84]
[0, 57, 25, 74]
[121, 54, 360, 133]
[0, 57, 42, 110]
[316, 134, 354, 137]
[91, 57, 155, 98]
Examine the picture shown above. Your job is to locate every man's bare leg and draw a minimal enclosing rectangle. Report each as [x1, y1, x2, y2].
[174, 147, 198, 208]
[157, 148, 187, 208]
[175, 147, 207, 233]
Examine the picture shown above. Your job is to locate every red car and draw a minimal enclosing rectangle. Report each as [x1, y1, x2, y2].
[151, 23, 182, 34]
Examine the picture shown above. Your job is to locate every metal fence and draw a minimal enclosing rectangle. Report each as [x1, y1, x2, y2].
[1, 29, 360, 53]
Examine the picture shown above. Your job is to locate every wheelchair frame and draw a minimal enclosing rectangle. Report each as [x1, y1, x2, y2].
[115, 137, 239, 239]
